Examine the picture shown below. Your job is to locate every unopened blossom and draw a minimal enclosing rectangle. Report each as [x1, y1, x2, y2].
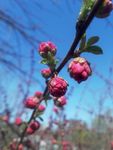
[38, 41, 57, 58]
[41, 68, 51, 78]
[18, 144, 24, 150]
[38, 104, 45, 112]
[53, 107, 59, 114]
[68, 57, 92, 83]
[26, 121, 40, 135]
[54, 96, 67, 107]
[2, 115, 9, 123]
[48, 76, 68, 97]
[24, 97, 37, 109]
[26, 127, 35, 135]
[15, 117, 22, 126]
[29, 121, 40, 131]
[34, 91, 43, 99]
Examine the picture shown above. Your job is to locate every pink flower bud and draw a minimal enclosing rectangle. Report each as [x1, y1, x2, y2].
[41, 68, 51, 78]
[68, 57, 92, 83]
[29, 121, 40, 131]
[62, 140, 70, 147]
[38, 41, 57, 58]
[34, 91, 43, 99]
[18, 144, 24, 150]
[38, 104, 45, 112]
[24, 97, 37, 109]
[53, 107, 59, 114]
[26, 127, 35, 135]
[9, 140, 23, 150]
[54, 96, 67, 107]
[48, 76, 68, 97]
[9, 142, 16, 150]
[15, 117, 22, 126]
[51, 138, 57, 144]
[111, 141, 113, 148]
[2, 115, 9, 123]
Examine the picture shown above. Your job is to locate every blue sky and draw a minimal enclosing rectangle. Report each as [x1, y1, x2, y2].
[1, 0, 113, 126]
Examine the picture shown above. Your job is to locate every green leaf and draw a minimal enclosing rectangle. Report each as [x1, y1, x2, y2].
[84, 46, 103, 55]
[87, 36, 99, 46]
[79, 34, 86, 50]
[54, 59, 59, 65]
[45, 99, 48, 106]
[38, 117, 44, 122]
[40, 59, 48, 64]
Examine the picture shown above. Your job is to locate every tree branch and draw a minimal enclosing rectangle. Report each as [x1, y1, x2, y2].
[17, 0, 103, 148]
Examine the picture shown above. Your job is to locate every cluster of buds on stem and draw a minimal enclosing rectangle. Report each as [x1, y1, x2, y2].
[9, 139, 24, 150]
[24, 91, 43, 109]
[26, 121, 40, 135]
[38, 41, 68, 108]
